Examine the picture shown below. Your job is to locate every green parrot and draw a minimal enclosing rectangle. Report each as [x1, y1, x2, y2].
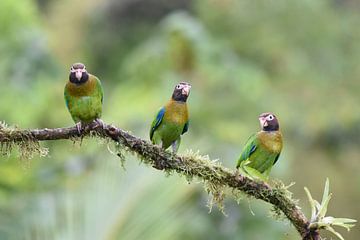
[236, 113, 283, 180]
[64, 63, 104, 133]
[150, 82, 191, 153]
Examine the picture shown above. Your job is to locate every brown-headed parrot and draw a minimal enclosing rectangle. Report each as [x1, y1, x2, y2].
[64, 63, 104, 133]
[150, 82, 191, 153]
[236, 113, 283, 180]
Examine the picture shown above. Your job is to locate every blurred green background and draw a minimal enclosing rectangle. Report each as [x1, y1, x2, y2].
[0, 0, 359, 239]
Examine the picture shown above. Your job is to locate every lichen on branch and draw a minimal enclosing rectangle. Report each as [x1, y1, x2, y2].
[0, 121, 356, 240]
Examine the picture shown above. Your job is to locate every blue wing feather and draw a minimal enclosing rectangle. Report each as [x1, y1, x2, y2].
[150, 107, 165, 140]
[236, 134, 257, 168]
[240, 143, 257, 160]
[249, 144, 257, 155]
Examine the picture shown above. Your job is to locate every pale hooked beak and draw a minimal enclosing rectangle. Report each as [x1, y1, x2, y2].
[182, 85, 191, 96]
[75, 70, 82, 81]
[259, 117, 268, 127]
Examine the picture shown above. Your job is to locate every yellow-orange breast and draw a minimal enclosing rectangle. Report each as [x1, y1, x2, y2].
[257, 131, 283, 154]
[163, 100, 189, 125]
[65, 74, 98, 97]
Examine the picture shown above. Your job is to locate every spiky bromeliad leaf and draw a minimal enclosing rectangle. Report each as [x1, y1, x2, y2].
[305, 178, 357, 240]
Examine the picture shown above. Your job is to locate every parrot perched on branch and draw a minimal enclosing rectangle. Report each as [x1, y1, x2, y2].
[150, 82, 191, 153]
[236, 112, 283, 180]
[64, 63, 104, 133]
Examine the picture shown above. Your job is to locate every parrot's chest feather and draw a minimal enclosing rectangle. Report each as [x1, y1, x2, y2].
[66, 75, 97, 97]
[164, 101, 188, 125]
[257, 131, 283, 154]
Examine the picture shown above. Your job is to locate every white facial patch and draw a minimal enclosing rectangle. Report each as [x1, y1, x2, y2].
[266, 115, 274, 121]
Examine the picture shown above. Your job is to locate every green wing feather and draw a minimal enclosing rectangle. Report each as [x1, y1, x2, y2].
[150, 107, 165, 141]
[182, 121, 189, 134]
[95, 76, 104, 104]
[273, 153, 280, 165]
[64, 90, 70, 110]
[236, 134, 257, 169]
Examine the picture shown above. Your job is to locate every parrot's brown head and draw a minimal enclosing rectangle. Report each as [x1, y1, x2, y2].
[171, 82, 191, 102]
[259, 112, 279, 131]
[69, 63, 89, 84]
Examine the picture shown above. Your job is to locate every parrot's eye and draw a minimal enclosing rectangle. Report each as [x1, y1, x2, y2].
[176, 84, 181, 89]
[267, 115, 274, 121]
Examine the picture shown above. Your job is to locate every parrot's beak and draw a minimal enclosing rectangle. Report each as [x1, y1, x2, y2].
[182, 85, 191, 96]
[75, 70, 82, 81]
[259, 117, 268, 127]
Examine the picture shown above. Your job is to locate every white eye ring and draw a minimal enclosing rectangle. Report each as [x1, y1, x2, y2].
[176, 84, 181, 89]
[267, 115, 274, 121]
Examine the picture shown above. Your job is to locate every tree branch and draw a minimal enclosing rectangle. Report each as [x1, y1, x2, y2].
[0, 122, 321, 239]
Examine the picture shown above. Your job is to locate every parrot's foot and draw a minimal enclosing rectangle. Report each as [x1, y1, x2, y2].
[242, 166, 268, 182]
[75, 122, 82, 135]
[236, 167, 254, 180]
[171, 138, 181, 154]
[234, 169, 245, 181]
[171, 142, 179, 154]
[94, 118, 105, 129]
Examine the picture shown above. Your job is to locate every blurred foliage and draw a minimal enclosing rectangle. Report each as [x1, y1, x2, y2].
[0, 0, 359, 239]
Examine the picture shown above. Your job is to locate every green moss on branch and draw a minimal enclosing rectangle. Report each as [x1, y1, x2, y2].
[0, 121, 339, 240]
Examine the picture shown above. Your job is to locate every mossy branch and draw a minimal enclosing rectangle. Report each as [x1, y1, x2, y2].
[0, 121, 355, 240]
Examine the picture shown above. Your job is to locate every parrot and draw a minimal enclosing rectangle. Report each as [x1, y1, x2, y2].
[64, 63, 104, 133]
[236, 112, 283, 180]
[150, 82, 191, 153]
